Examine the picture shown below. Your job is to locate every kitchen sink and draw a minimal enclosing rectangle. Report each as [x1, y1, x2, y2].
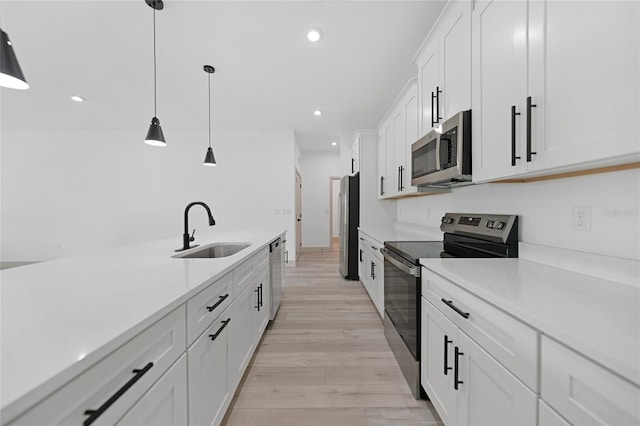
[174, 243, 250, 259]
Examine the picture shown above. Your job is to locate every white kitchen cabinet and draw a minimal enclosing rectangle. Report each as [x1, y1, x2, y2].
[538, 399, 570, 426]
[188, 305, 232, 426]
[116, 355, 188, 426]
[421, 298, 537, 426]
[358, 231, 384, 316]
[253, 267, 271, 339]
[8, 307, 187, 426]
[377, 79, 418, 198]
[541, 335, 640, 426]
[228, 283, 256, 390]
[415, 0, 471, 137]
[473, 0, 640, 182]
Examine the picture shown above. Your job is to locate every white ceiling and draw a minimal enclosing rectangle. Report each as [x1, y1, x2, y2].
[0, 0, 446, 151]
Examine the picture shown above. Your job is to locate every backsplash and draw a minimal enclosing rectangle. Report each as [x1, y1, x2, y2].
[396, 168, 640, 260]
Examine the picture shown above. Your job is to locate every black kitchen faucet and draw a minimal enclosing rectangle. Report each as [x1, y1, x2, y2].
[176, 201, 216, 252]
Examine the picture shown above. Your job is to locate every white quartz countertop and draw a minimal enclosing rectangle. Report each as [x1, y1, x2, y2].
[419, 258, 640, 387]
[0, 229, 284, 419]
[359, 224, 442, 244]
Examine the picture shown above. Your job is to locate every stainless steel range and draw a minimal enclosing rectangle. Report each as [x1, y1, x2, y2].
[381, 213, 519, 399]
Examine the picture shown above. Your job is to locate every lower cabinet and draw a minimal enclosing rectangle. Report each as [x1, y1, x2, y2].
[540, 335, 640, 426]
[358, 231, 384, 316]
[188, 306, 232, 426]
[422, 297, 537, 426]
[228, 284, 256, 391]
[117, 355, 188, 426]
[253, 267, 271, 339]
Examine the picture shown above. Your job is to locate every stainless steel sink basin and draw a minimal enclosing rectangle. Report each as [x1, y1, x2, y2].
[175, 243, 250, 259]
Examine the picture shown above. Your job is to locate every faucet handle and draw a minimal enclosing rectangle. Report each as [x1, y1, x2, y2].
[189, 229, 196, 242]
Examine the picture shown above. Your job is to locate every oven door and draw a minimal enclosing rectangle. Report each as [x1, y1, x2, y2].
[381, 248, 421, 360]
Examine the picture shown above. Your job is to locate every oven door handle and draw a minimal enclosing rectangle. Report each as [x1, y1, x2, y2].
[381, 248, 420, 277]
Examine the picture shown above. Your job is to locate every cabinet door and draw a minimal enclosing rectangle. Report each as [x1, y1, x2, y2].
[370, 255, 383, 315]
[456, 331, 537, 426]
[253, 268, 271, 340]
[377, 132, 387, 198]
[421, 298, 458, 426]
[439, 0, 471, 119]
[228, 284, 255, 391]
[393, 108, 406, 194]
[367, 257, 379, 313]
[417, 36, 439, 137]
[403, 86, 419, 194]
[375, 256, 384, 316]
[384, 121, 397, 197]
[528, 0, 640, 171]
[538, 399, 570, 426]
[116, 355, 188, 426]
[358, 238, 366, 285]
[472, 0, 529, 182]
[188, 307, 231, 426]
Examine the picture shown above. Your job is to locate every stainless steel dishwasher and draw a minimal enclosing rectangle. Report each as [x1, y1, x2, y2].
[269, 238, 284, 320]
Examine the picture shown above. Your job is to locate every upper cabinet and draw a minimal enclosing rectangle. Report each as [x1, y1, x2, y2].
[377, 79, 419, 199]
[472, 0, 640, 182]
[414, 0, 472, 138]
[350, 135, 361, 175]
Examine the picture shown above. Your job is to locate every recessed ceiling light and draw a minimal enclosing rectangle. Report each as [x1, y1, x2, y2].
[314, 110, 322, 116]
[70, 95, 84, 102]
[331, 142, 337, 146]
[307, 29, 321, 42]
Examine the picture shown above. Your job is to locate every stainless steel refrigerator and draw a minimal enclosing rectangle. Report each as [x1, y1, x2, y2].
[338, 173, 359, 280]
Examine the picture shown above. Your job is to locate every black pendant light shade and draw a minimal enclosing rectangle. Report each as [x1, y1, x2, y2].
[144, 0, 166, 146]
[203, 147, 216, 166]
[203, 65, 217, 166]
[145, 116, 166, 146]
[0, 28, 29, 90]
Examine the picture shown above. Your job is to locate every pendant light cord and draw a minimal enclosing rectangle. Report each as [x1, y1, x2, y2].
[208, 73, 212, 148]
[153, 7, 157, 117]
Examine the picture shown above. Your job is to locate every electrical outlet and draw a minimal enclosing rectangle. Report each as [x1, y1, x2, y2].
[572, 206, 591, 232]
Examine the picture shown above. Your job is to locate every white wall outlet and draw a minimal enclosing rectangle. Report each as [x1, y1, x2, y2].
[572, 206, 591, 232]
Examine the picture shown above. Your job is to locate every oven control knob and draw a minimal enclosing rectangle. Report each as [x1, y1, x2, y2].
[441, 216, 454, 224]
[486, 220, 495, 228]
[495, 221, 505, 230]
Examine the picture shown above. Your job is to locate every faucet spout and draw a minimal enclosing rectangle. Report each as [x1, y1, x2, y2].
[176, 201, 216, 252]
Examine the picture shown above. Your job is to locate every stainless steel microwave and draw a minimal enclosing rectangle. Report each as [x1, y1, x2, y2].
[411, 109, 472, 188]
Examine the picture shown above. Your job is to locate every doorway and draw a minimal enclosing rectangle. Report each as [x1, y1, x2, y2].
[295, 170, 302, 261]
[329, 176, 341, 251]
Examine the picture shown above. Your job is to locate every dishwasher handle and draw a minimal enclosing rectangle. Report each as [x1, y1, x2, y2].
[380, 248, 420, 277]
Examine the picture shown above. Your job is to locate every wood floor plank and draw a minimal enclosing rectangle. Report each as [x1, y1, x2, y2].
[221, 249, 442, 426]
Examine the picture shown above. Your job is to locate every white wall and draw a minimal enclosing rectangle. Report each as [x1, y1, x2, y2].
[397, 168, 640, 260]
[1, 130, 296, 261]
[300, 151, 341, 248]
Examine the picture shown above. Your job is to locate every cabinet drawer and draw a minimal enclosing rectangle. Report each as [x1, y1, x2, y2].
[360, 234, 384, 262]
[10, 306, 187, 426]
[186, 271, 233, 346]
[541, 336, 640, 426]
[233, 247, 269, 295]
[422, 267, 538, 391]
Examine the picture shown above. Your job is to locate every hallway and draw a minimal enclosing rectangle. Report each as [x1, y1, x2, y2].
[222, 248, 442, 425]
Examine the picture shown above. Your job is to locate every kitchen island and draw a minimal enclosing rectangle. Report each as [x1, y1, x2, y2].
[1, 229, 285, 425]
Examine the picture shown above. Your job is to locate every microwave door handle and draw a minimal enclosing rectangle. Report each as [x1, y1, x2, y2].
[435, 136, 441, 171]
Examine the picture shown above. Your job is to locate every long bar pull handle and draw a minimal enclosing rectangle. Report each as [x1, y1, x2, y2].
[454, 346, 464, 390]
[511, 105, 521, 166]
[380, 176, 384, 196]
[209, 318, 231, 341]
[397, 167, 401, 192]
[399, 166, 404, 191]
[83, 362, 154, 426]
[435, 86, 442, 123]
[359, 249, 363, 263]
[431, 91, 436, 127]
[351, 158, 355, 174]
[526, 96, 537, 162]
[441, 298, 470, 319]
[444, 335, 453, 375]
[206, 294, 229, 312]
[258, 283, 263, 308]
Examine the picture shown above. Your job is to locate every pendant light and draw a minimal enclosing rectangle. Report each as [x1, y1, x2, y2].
[0, 27, 29, 90]
[144, 0, 166, 146]
[203, 65, 217, 166]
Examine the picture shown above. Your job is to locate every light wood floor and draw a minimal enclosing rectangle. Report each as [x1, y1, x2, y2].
[222, 249, 443, 426]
